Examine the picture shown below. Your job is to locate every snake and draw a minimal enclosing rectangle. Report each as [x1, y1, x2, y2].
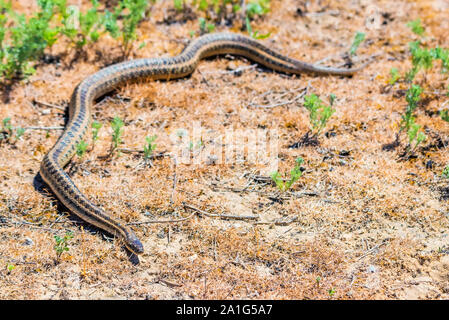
[40, 32, 367, 255]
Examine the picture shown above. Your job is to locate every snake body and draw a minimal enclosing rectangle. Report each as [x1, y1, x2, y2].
[40, 33, 365, 255]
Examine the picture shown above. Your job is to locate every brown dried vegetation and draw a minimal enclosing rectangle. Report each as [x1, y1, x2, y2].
[1, 0, 449, 299]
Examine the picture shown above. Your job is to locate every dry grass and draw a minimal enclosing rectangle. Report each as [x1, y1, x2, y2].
[1, 0, 449, 299]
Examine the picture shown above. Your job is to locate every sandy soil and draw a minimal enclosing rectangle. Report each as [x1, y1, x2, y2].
[1, 0, 449, 299]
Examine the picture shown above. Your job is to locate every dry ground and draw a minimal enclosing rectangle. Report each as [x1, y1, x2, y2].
[1, 0, 449, 299]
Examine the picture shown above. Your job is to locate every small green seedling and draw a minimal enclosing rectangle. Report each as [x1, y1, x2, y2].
[389, 68, 400, 85]
[6, 264, 15, 274]
[173, 0, 184, 11]
[406, 41, 434, 82]
[198, 17, 215, 34]
[76, 140, 88, 158]
[246, 0, 270, 18]
[54, 231, 74, 259]
[91, 120, 102, 143]
[245, 16, 270, 40]
[143, 135, 157, 163]
[270, 157, 304, 192]
[303, 94, 336, 137]
[110, 116, 124, 155]
[0, 117, 25, 144]
[407, 19, 425, 37]
[401, 84, 423, 131]
[104, 0, 151, 59]
[441, 109, 449, 122]
[407, 120, 426, 153]
[350, 31, 366, 56]
[442, 165, 449, 179]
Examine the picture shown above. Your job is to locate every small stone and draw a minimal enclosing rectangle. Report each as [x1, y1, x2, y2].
[206, 155, 218, 165]
[23, 237, 34, 246]
[368, 265, 377, 273]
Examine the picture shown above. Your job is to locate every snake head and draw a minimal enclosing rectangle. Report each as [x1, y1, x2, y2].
[124, 230, 144, 255]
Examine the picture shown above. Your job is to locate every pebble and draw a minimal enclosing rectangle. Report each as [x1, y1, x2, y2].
[368, 265, 377, 273]
[206, 155, 218, 165]
[23, 237, 34, 246]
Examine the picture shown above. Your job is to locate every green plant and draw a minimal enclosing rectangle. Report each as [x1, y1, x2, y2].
[110, 116, 124, 155]
[441, 109, 449, 122]
[407, 19, 425, 37]
[407, 120, 426, 152]
[0, 0, 59, 80]
[54, 231, 73, 259]
[401, 84, 423, 131]
[76, 140, 88, 158]
[0, 117, 25, 144]
[174, 0, 184, 11]
[389, 67, 400, 85]
[349, 31, 366, 56]
[270, 157, 304, 192]
[442, 165, 449, 179]
[91, 120, 102, 143]
[143, 135, 157, 162]
[245, 15, 270, 39]
[406, 41, 434, 82]
[104, 0, 150, 59]
[303, 94, 336, 137]
[430, 47, 449, 72]
[58, 0, 103, 52]
[246, 0, 270, 18]
[198, 17, 215, 34]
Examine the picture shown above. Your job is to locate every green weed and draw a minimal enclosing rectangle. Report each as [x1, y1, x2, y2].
[407, 19, 425, 37]
[270, 157, 304, 192]
[104, 0, 151, 59]
[389, 68, 400, 85]
[58, 0, 103, 52]
[442, 165, 449, 179]
[0, 117, 25, 144]
[91, 120, 102, 143]
[76, 140, 88, 158]
[54, 231, 73, 259]
[349, 31, 366, 56]
[303, 94, 336, 137]
[110, 116, 124, 155]
[143, 135, 157, 163]
[0, 0, 59, 80]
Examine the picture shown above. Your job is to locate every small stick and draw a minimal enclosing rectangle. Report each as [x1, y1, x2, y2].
[202, 64, 257, 75]
[170, 156, 178, 204]
[127, 212, 195, 225]
[357, 240, 389, 261]
[33, 99, 66, 111]
[253, 216, 298, 226]
[183, 203, 259, 221]
[156, 278, 183, 288]
[116, 148, 168, 158]
[25, 126, 65, 130]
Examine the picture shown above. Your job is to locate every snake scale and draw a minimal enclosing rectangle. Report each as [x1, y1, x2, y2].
[40, 33, 366, 255]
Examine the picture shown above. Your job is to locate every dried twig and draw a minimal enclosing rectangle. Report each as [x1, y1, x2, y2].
[33, 99, 66, 111]
[183, 203, 259, 221]
[253, 216, 298, 226]
[357, 240, 389, 261]
[127, 212, 195, 225]
[25, 126, 65, 130]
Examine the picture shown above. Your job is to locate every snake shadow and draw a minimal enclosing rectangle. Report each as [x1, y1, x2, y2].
[33, 172, 140, 265]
